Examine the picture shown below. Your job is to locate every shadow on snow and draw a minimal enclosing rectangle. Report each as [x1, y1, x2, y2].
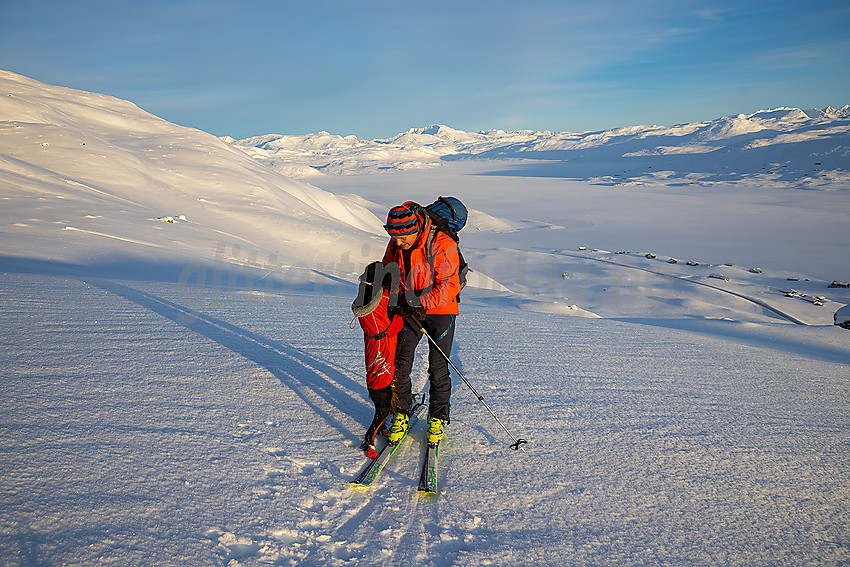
[0, 255, 371, 443]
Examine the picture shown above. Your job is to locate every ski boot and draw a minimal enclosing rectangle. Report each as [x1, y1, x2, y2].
[387, 411, 410, 444]
[427, 416, 445, 445]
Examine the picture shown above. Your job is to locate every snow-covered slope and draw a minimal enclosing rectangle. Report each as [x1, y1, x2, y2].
[3, 274, 848, 567]
[0, 69, 385, 279]
[227, 108, 850, 189]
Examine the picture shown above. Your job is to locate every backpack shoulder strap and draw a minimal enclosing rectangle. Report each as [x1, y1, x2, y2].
[425, 224, 466, 270]
[425, 223, 438, 253]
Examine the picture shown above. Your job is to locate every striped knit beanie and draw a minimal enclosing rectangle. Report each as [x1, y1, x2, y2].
[384, 204, 420, 236]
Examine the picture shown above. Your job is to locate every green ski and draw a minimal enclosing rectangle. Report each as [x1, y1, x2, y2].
[351, 400, 426, 487]
[417, 441, 439, 494]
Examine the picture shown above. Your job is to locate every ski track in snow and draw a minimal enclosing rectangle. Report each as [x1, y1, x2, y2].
[1, 271, 849, 566]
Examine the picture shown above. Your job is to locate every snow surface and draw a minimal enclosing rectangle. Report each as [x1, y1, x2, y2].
[2, 70, 850, 566]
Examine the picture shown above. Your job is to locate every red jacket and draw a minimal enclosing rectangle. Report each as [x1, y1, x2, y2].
[382, 216, 461, 315]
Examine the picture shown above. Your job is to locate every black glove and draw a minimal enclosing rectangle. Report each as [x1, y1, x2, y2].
[408, 304, 426, 321]
[396, 295, 425, 321]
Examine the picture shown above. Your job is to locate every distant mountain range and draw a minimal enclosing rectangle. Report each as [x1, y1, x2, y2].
[224, 106, 850, 189]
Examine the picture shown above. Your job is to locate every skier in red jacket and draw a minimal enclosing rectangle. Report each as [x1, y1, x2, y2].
[382, 203, 461, 446]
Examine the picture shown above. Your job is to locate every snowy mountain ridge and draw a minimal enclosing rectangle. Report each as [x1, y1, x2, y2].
[226, 105, 850, 186]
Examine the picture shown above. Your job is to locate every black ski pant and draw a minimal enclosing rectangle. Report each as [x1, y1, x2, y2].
[393, 314, 455, 421]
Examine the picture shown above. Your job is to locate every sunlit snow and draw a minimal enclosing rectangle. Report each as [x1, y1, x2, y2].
[2, 70, 849, 567]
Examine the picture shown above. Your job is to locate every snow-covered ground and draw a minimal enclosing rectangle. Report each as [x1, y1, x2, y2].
[2, 70, 849, 566]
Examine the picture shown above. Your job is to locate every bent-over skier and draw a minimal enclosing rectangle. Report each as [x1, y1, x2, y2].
[382, 203, 461, 446]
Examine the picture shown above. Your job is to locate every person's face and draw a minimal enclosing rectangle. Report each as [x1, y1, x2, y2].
[392, 233, 418, 250]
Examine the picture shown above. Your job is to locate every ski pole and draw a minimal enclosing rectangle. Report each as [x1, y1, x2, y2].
[410, 318, 528, 452]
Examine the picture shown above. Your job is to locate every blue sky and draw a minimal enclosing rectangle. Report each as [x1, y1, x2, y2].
[1, 0, 848, 140]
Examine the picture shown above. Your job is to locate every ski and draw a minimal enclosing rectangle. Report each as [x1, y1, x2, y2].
[351, 400, 426, 487]
[417, 442, 439, 494]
